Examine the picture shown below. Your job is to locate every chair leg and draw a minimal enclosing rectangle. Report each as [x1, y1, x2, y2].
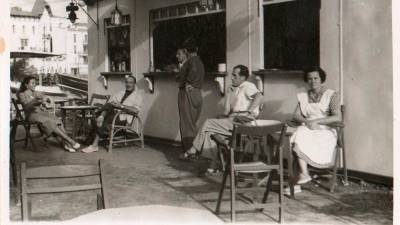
[140, 132, 144, 149]
[108, 130, 115, 153]
[288, 143, 295, 199]
[341, 139, 349, 186]
[20, 163, 28, 221]
[230, 169, 236, 222]
[216, 169, 229, 214]
[279, 168, 283, 223]
[330, 148, 340, 192]
[262, 171, 273, 204]
[24, 125, 30, 148]
[218, 147, 226, 172]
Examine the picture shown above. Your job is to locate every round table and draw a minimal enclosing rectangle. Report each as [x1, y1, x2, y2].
[66, 205, 223, 224]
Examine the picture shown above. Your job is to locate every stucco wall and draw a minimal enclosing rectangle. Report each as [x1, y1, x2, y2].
[87, 0, 393, 177]
[342, 0, 393, 176]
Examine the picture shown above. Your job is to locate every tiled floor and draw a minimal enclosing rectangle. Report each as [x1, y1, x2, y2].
[9, 135, 393, 224]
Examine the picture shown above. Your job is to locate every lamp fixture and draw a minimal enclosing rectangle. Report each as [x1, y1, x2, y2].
[110, 0, 123, 26]
[66, 2, 79, 23]
[66, 0, 99, 28]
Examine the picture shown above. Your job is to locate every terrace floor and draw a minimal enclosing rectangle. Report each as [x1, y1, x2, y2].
[9, 131, 393, 224]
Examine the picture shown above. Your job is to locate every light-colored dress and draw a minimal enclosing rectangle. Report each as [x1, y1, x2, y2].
[290, 89, 338, 168]
[18, 89, 62, 136]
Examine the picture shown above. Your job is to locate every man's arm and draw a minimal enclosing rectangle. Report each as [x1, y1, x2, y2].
[247, 92, 263, 116]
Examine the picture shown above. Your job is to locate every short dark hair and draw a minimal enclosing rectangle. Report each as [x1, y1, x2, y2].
[233, 64, 250, 80]
[19, 76, 36, 93]
[182, 37, 198, 53]
[303, 67, 326, 83]
[125, 75, 136, 83]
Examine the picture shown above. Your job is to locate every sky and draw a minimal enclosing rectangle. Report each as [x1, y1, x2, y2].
[10, 0, 88, 23]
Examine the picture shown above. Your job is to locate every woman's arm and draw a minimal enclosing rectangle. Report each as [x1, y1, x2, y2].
[310, 110, 341, 125]
[18, 92, 41, 112]
[293, 104, 308, 124]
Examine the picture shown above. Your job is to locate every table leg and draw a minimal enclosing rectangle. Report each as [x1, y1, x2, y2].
[61, 109, 66, 127]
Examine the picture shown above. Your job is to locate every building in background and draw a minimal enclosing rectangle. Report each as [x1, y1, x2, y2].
[10, 0, 88, 78]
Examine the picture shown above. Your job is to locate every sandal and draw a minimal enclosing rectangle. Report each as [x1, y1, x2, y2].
[204, 168, 222, 176]
[72, 142, 81, 150]
[178, 148, 199, 161]
[64, 144, 76, 153]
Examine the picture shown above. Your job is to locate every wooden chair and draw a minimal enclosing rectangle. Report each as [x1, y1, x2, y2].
[20, 160, 109, 221]
[106, 109, 144, 152]
[11, 98, 45, 151]
[214, 122, 287, 223]
[287, 105, 348, 195]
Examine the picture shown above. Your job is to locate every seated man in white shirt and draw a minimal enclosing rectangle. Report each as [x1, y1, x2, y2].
[179, 65, 263, 173]
[82, 75, 142, 153]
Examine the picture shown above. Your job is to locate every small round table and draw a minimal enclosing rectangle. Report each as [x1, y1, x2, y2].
[60, 105, 99, 139]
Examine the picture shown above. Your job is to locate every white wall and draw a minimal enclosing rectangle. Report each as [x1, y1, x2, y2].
[342, 0, 393, 176]
[87, 0, 393, 177]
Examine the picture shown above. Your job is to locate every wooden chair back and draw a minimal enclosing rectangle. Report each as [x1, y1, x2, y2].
[11, 98, 27, 123]
[215, 122, 287, 222]
[20, 160, 109, 221]
[89, 94, 111, 107]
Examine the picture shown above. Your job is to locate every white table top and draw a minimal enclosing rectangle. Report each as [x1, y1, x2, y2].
[65, 205, 223, 225]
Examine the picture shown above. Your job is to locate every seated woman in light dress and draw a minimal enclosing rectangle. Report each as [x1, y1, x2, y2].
[290, 67, 341, 184]
[17, 76, 80, 152]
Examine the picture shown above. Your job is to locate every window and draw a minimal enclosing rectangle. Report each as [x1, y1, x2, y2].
[82, 56, 88, 64]
[84, 34, 88, 43]
[74, 45, 77, 54]
[74, 34, 77, 43]
[152, 13, 226, 72]
[83, 45, 88, 54]
[22, 25, 25, 34]
[12, 25, 15, 33]
[263, 0, 320, 70]
[20, 39, 28, 50]
[32, 26, 35, 34]
[106, 16, 131, 72]
[71, 68, 79, 75]
[50, 24, 52, 32]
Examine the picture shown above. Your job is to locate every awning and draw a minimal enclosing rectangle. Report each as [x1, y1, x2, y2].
[10, 50, 62, 58]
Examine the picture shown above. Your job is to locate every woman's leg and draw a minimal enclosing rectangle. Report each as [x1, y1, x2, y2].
[297, 158, 309, 175]
[293, 144, 311, 184]
[52, 126, 76, 146]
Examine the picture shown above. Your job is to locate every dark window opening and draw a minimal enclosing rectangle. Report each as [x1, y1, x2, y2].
[263, 0, 320, 70]
[153, 13, 226, 72]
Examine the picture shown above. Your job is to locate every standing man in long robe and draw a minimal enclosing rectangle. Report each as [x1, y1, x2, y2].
[176, 39, 205, 155]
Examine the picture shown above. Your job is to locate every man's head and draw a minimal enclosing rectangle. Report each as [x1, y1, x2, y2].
[176, 48, 188, 63]
[231, 65, 249, 87]
[125, 75, 136, 91]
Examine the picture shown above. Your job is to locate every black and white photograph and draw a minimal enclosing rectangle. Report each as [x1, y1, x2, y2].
[0, 0, 398, 224]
